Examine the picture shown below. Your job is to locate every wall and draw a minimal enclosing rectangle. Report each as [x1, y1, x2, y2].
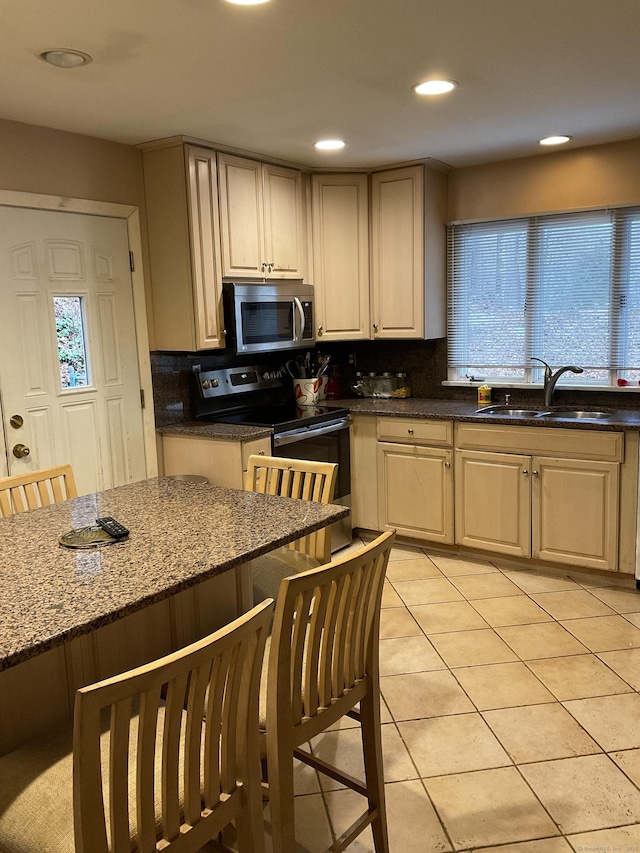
[0, 117, 155, 347]
[448, 137, 640, 222]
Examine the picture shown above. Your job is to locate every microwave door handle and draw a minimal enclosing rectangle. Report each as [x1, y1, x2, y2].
[293, 297, 305, 343]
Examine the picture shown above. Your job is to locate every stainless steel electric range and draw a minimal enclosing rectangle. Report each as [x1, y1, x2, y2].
[193, 364, 352, 551]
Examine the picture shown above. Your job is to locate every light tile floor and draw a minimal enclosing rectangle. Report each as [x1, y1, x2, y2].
[276, 539, 640, 853]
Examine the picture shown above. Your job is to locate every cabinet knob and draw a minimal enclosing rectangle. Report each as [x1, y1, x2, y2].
[373, 323, 379, 333]
[261, 262, 267, 271]
[317, 325, 324, 336]
[444, 461, 451, 469]
[522, 469, 529, 476]
[532, 469, 539, 476]
[407, 428, 414, 435]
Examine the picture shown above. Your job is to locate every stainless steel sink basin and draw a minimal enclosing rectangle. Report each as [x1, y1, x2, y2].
[476, 405, 541, 417]
[537, 410, 612, 420]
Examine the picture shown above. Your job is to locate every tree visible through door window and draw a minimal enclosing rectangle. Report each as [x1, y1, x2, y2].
[53, 296, 89, 389]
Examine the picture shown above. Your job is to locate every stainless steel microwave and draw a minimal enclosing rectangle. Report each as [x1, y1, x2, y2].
[223, 281, 315, 354]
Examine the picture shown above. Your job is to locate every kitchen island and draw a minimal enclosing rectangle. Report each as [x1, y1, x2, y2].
[0, 477, 348, 754]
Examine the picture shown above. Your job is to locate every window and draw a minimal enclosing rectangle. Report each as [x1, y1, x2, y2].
[447, 206, 640, 386]
[53, 296, 90, 389]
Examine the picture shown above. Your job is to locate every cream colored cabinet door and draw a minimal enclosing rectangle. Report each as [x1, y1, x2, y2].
[311, 173, 370, 341]
[218, 154, 306, 279]
[378, 442, 453, 543]
[217, 153, 264, 277]
[263, 163, 306, 278]
[455, 449, 531, 557]
[532, 456, 619, 571]
[187, 148, 225, 349]
[371, 165, 424, 339]
[143, 144, 224, 351]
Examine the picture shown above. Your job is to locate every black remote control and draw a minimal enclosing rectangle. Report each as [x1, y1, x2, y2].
[96, 517, 130, 539]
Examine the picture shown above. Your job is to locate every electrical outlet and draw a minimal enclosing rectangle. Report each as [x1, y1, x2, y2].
[348, 352, 356, 366]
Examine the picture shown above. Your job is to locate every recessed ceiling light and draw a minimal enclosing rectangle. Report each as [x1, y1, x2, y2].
[314, 139, 346, 151]
[539, 135, 572, 146]
[39, 49, 92, 68]
[224, 0, 271, 5]
[413, 79, 457, 96]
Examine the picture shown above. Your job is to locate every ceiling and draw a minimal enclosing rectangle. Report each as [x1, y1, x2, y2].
[3, 0, 640, 169]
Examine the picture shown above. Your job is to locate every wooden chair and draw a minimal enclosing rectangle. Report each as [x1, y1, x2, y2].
[0, 599, 273, 853]
[0, 464, 78, 517]
[262, 529, 396, 853]
[244, 455, 338, 602]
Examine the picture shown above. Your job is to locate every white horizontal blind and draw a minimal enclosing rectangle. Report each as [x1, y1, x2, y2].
[447, 206, 640, 383]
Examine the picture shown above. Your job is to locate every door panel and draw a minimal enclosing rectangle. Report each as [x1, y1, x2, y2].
[532, 456, 619, 570]
[455, 449, 531, 556]
[0, 207, 146, 495]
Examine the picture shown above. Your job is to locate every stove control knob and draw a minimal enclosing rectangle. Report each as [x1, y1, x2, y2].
[211, 379, 219, 387]
[202, 380, 211, 389]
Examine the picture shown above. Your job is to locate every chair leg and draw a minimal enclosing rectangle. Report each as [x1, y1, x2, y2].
[266, 738, 297, 853]
[236, 772, 267, 853]
[360, 691, 389, 853]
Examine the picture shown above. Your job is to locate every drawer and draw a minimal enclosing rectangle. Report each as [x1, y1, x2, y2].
[455, 422, 624, 462]
[377, 417, 453, 446]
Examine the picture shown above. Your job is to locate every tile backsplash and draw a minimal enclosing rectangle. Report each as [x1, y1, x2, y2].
[151, 338, 640, 425]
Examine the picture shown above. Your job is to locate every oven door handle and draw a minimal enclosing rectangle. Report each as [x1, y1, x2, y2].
[273, 418, 350, 446]
[293, 297, 305, 344]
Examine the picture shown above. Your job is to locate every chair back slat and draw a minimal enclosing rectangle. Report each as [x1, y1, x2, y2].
[270, 531, 395, 731]
[136, 689, 162, 851]
[245, 455, 338, 563]
[161, 672, 189, 840]
[0, 464, 77, 517]
[110, 698, 134, 850]
[203, 653, 225, 806]
[72, 599, 272, 853]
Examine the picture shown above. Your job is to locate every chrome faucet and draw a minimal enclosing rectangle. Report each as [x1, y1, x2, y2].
[532, 358, 584, 407]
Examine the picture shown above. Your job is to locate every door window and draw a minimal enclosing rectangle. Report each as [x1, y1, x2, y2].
[53, 295, 90, 389]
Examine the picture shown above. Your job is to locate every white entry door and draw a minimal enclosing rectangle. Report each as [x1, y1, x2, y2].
[0, 206, 147, 495]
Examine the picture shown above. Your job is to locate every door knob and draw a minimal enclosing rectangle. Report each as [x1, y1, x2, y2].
[12, 443, 30, 459]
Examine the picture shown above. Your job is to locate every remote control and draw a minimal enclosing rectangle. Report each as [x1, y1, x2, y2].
[95, 517, 130, 539]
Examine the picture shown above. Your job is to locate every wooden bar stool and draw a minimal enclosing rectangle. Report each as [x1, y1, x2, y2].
[0, 464, 78, 517]
[0, 599, 273, 853]
[261, 530, 395, 853]
[244, 455, 338, 602]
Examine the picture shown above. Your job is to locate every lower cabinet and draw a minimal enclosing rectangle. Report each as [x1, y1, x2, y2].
[351, 416, 636, 575]
[160, 433, 271, 490]
[378, 442, 453, 543]
[455, 437, 621, 571]
[376, 416, 454, 544]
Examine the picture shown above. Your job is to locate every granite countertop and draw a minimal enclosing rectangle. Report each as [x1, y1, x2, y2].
[157, 399, 640, 441]
[0, 477, 348, 671]
[156, 421, 274, 440]
[326, 397, 640, 431]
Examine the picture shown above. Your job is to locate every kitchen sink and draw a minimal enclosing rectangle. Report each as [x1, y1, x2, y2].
[476, 405, 542, 417]
[537, 410, 612, 420]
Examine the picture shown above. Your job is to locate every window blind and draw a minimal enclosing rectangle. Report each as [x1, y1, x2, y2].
[447, 206, 640, 383]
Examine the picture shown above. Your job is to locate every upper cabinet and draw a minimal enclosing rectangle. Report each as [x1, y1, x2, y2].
[371, 165, 446, 340]
[371, 166, 424, 339]
[143, 144, 224, 351]
[311, 164, 447, 343]
[217, 153, 307, 280]
[311, 173, 370, 341]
